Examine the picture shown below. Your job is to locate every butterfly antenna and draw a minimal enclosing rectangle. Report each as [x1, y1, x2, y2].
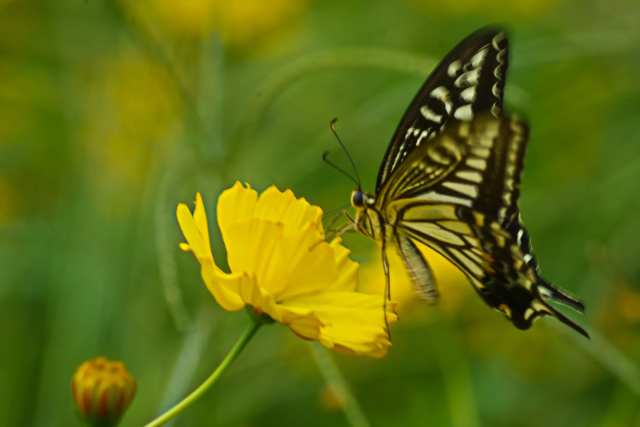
[325, 117, 362, 189]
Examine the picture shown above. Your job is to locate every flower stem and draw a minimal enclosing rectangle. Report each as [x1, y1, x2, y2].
[144, 319, 262, 427]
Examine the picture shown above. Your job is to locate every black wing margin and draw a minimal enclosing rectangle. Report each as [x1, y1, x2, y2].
[376, 28, 509, 193]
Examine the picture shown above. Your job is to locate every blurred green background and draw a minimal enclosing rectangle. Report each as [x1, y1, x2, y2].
[2, 0, 640, 425]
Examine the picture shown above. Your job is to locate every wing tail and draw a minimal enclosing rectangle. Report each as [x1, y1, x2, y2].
[538, 279, 586, 314]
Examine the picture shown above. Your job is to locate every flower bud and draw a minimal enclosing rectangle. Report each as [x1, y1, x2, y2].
[71, 357, 136, 427]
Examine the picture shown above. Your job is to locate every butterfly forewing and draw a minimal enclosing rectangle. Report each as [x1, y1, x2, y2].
[376, 29, 508, 192]
[377, 114, 526, 218]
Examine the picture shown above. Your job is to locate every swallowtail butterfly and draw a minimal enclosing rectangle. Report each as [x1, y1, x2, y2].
[350, 28, 588, 337]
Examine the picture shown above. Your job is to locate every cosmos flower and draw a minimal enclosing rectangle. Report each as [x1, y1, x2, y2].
[177, 182, 396, 357]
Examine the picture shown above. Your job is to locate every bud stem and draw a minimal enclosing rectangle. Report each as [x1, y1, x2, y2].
[144, 318, 262, 426]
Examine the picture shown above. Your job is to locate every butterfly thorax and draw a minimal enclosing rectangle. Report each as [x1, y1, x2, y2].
[351, 189, 393, 243]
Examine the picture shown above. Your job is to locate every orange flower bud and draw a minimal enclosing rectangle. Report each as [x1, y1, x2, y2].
[71, 357, 136, 427]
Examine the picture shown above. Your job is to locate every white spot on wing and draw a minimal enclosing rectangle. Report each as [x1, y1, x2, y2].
[430, 86, 449, 101]
[453, 104, 474, 121]
[455, 170, 483, 183]
[415, 130, 429, 146]
[415, 191, 472, 207]
[466, 157, 487, 170]
[405, 222, 466, 246]
[524, 308, 535, 320]
[476, 135, 494, 148]
[420, 106, 443, 123]
[460, 86, 477, 103]
[492, 32, 506, 50]
[470, 48, 488, 69]
[470, 146, 490, 158]
[492, 82, 501, 98]
[448, 60, 462, 77]
[442, 181, 478, 198]
[455, 68, 480, 87]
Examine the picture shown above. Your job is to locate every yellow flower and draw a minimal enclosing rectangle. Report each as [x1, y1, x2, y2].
[71, 357, 136, 427]
[177, 182, 397, 357]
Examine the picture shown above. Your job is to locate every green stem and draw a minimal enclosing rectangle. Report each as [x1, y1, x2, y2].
[144, 319, 262, 427]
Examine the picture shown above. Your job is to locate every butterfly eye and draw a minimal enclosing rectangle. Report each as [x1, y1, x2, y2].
[351, 190, 365, 208]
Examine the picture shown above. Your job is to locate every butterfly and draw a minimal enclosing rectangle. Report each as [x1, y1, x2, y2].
[349, 28, 588, 337]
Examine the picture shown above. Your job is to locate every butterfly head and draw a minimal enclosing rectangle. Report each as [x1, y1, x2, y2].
[350, 189, 378, 238]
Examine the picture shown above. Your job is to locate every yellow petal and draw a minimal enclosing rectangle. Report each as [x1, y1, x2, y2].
[217, 181, 259, 239]
[254, 185, 323, 235]
[324, 237, 359, 293]
[223, 219, 287, 289]
[281, 292, 397, 357]
[177, 195, 213, 264]
[274, 225, 339, 299]
[200, 260, 245, 311]
[277, 304, 321, 341]
[236, 276, 284, 323]
[178, 193, 244, 311]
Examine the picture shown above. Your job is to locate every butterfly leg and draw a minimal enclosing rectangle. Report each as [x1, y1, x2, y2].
[380, 235, 393, 338]
[396, 234, 440, 305]
[324, 209, 348, 233]
[325, 210, 357, 241]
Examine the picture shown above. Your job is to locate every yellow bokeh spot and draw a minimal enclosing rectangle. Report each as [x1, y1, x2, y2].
[408, 0, 564, 20]
[80, 49, 181, 217]
[319, 384, 347, 413]
[218, 0, 305, 48]
[150, 0, 218, 40]
[619, 289, 640, 322]
[119, 0, 306, 47]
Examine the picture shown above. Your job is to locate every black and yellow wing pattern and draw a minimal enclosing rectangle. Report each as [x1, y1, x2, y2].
[351, 28, 588, 337]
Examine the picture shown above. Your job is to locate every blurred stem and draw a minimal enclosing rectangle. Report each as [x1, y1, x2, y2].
[309, 342, 371, 427]
[155, 168, 191, 333]
[196, 33, 226, 163]
[157, 307, 215, 412]
[432, 311, 480, 427]
[557, 324, 640, 396]
[144, 318, 262, 427]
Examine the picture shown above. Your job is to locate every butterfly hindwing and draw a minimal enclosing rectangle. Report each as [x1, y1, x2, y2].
[392, 200, 589, 337]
